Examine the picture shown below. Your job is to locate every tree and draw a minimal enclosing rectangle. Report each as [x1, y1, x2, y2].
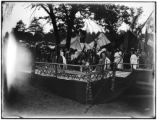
[29, 3, 86, 60]
[44, 4, 86, 49]
[28, 17, 43, 33]
[14, 20, 26, 32]
[12, 20, 26, 41]
[12, 20, 34, 44]
[29, 3, 144, 52]
[59, 4, 82, 49]
[88, 4, 143, 50]
[29, 3, 60, 61]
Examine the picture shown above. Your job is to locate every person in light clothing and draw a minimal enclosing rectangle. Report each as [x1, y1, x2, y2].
[60, 50, 67, 70]
[114, 49, 123, 69]
[130, 51, 138, 69]
[118, 50, 123, 69]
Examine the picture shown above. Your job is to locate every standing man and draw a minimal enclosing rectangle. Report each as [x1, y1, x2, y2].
[60, 50, 67, 70]
[130, 51, 138, 69]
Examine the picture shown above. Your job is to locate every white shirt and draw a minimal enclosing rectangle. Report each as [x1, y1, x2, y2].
[114, 52, 121, 63]
[61, 55, 66, 64]
[130, 54, 138, 64]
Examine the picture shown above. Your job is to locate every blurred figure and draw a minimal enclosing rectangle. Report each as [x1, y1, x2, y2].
[136, 49, 140, 69]
[71, 51, 77, 61]
[118, 50, 123, 69]
[60, 50, 67, 70]
[100, 52, 111, 70]
[140, 51, 147, 68]
[114, 49, 123, 69]
[130, 51, 138, 69]
[80, 59, 86, 72]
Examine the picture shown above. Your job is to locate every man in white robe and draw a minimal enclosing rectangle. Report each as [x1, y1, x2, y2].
[130, 52, 138, 69]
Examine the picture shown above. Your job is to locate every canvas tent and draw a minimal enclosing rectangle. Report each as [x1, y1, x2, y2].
[85, 41, 95, 50]
[96, 32, 110, 50]
[60, 19, 110, 51]
[61, 36, 82, 51]
[70, 36, 82, 51]
[117, 22, 130, 33]
[81, 19, 110, 50]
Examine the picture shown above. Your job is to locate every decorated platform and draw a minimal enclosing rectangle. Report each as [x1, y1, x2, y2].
[29, 62, 137, 104]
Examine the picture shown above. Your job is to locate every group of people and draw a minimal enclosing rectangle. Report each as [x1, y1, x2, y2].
[114, 48, 153, 70]
[33, 44, 153, 71]
[57, 47, 153, 71]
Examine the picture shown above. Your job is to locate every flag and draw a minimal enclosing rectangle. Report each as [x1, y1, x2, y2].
[145, 11, 155, 48]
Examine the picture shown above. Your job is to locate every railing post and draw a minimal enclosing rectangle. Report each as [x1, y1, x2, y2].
[151, 64, 153, 70]
[131, 64, 133, 70]
[111, 62, 116, 91]
[55, 63, 57, 78]
[32, 62, 35, 75]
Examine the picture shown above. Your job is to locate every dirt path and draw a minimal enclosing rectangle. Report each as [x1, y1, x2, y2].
[2, 74, 154, 118]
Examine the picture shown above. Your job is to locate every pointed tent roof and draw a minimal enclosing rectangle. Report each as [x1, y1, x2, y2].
[61, 36, 82, 51]
[61, 37, 77, 45]
[70, 36, 82, 51]
[82, 19, 105, 44]
[117, 22, 130, 33]
[81, 19, 110, 50]
[96, 32, 111, 50]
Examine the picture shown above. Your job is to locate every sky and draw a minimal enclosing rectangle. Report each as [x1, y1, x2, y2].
[2, 2, 155, 36]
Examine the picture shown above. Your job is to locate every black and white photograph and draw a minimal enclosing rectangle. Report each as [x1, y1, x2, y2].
[1, 1, 156, 118]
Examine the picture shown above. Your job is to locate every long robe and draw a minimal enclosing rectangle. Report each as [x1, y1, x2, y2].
[114, 51, 123, 69]
[130, 54, 138, 69]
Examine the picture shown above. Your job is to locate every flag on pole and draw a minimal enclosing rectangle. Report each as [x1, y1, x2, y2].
[145, 11, 155, 48]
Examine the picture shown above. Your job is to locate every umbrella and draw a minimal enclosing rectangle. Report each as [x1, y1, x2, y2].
[82, 19, 105, 34]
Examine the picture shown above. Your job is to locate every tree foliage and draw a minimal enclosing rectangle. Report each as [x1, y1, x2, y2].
[15, 3, 144, 52]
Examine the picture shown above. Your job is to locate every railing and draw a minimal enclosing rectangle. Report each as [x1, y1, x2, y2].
[114, 63, 153, 71]
[34, 62, 113, 82]
[33, 62, 153, 104]
[34, 62, 153, 82]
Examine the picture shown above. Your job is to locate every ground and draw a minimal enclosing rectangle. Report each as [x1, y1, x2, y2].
[2, 73, 155, 118]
